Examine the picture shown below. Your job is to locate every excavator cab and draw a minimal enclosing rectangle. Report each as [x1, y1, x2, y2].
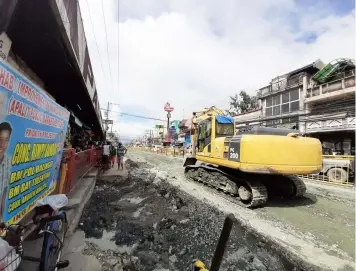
[196, 116, 235, 157]
[184, 115, 234, 166]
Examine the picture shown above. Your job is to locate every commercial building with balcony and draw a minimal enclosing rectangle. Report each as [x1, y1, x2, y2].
[303, 59, 355, 155]
[234, 58, 355, 155]
[178, 119, 192, 146]
[257, 59, 325, 131]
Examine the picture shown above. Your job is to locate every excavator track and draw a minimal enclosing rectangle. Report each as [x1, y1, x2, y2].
[185, 165, 307, 208]
[286, 175, 307, 198]
[263, 174, 307, 199]
[185, 165, 268, 208]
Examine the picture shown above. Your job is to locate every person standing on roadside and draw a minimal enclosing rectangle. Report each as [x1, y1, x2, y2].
[109, 144, 117, 168]
[117, 142, 127, 170]
[102, 141, 110, 171]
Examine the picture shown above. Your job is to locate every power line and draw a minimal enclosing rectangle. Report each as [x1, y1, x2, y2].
[101, 0, 114, 95]
[100, 108, 166, 122]
[84, 0, 105, 77]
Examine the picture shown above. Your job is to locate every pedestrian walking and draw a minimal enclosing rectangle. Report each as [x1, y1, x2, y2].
[110, 144, 117, 168]
[117, 142, 127, 170]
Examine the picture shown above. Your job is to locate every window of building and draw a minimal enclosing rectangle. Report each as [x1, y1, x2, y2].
[290, 89, 299, 101]
[266, 119, 281, 127]
[290, 101, 299, 111]
[266, 107, 272, 116]
[265, 89, 300, 116]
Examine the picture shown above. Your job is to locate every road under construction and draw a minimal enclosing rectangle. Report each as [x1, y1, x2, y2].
[74, 151, 354, 271]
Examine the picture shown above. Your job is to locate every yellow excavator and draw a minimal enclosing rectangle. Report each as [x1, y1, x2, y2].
[184, 107, 322, 208]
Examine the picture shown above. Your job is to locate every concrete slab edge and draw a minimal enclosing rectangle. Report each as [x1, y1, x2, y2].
[233, 216, 323, 271]
[66, 177, 97, 235]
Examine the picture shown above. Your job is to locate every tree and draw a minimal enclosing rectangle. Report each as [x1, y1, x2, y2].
[229, 90, 259, 115]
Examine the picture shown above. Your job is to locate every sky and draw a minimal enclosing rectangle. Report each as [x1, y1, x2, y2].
[78, 0, 355, 140]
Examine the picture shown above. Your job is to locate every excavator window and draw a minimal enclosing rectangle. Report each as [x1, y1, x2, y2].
[215, 116, 234, 137]
[197, 119, 212, 152]
[216, 123, 234, 137]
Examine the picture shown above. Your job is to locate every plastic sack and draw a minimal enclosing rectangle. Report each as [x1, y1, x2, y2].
[36, 194, 68, 210]
[0, 238, 20, 271]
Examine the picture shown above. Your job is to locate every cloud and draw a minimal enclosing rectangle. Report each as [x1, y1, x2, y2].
[79, 0, 355, 139]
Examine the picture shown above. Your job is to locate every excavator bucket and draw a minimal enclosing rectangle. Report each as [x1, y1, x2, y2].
[184, 157, 197, 167]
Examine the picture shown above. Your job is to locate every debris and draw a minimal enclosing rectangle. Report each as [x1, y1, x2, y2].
[79, 155, 315, 271]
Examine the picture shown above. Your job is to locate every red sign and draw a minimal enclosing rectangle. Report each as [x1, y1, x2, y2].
[164, 102, 174, 112]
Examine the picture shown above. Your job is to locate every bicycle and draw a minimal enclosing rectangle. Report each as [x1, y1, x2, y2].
[191, 214, 235, 271]
[0, 197, 70, 271]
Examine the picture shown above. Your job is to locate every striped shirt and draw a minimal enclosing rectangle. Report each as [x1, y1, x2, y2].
[117, 146, 127, 157]
[0, 156, 11, 194]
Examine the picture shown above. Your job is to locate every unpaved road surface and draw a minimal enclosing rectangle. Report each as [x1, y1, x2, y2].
[78, 159, 311, 271]
[119, 150, 355, 271]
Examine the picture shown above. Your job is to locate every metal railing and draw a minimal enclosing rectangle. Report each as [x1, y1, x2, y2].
[299, 155, 355, 186]
[306, 70, 355, 98]
[60, 147, 102, 194]
[133, 147, 187, 157]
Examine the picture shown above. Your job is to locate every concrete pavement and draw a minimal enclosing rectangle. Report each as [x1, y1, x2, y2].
[20, 172, 99, 270]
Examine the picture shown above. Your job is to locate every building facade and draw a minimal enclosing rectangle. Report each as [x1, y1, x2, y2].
[303, 60, 355, 155]
[234, 58, 355, 155]
[257, 59, 325, 132]
[0, 0, 104, 141]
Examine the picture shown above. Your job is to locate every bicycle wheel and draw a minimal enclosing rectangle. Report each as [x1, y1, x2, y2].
[39, 212, 67, 271]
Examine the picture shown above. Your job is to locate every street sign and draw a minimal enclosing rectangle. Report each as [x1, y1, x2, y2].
[167, 112, 171, 118]
[164, 102, 174, 112]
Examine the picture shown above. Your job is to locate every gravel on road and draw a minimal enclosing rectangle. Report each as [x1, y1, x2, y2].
[123, 150, 355, 271]
[77, 158, 315, 271]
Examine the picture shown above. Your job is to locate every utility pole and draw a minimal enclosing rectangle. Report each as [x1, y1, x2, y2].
[103, 102, 120, 142]
[166, 112, 171, 143]
[104, 102, 110, 142]
[164, 102, 174, 146]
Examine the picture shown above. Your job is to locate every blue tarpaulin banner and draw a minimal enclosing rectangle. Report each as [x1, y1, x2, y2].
[0, 60, 70, 224]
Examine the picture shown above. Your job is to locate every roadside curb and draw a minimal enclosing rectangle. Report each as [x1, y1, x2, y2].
[65, 170, 98, 235]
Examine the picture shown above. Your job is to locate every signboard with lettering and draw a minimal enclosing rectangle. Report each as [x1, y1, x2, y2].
[164, 102, 174, 112]
[0, 60, 70, 224]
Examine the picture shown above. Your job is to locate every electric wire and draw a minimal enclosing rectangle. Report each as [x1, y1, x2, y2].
[84, 0, 106, 78]
[100, 108, 166, 122]
[100, 0, 115, 95]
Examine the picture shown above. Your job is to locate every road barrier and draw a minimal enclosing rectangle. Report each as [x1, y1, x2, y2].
[60, 147, 102, 194]
[133, 147, 186, 157]
[133, 148, 355, 187]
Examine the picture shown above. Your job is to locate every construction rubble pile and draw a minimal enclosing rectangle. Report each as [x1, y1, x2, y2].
[78, 159, 306, 271]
